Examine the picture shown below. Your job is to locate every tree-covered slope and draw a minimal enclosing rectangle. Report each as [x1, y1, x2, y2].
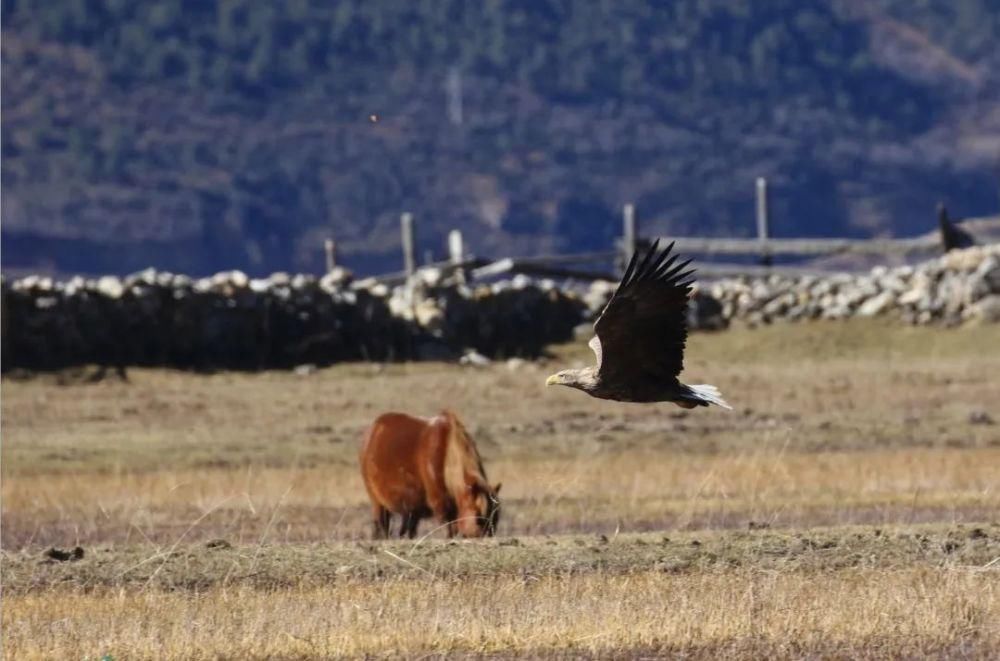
[2, 0, 998, 275]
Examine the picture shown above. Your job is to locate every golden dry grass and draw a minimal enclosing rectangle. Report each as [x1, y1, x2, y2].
[2, 446, 998, 546]
[2, 320, 1000, 658]
[4, 568, 999, 659]
[4, 320, 999, 478]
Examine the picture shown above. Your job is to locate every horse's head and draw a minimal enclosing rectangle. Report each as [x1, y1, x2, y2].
[456, 481, 502, 537]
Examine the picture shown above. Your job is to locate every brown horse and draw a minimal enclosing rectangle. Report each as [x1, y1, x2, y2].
[359, 410, 501, 539]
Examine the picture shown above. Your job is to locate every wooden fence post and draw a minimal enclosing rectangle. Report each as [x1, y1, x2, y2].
[448, 229, 464, 264]
[324, 238, 337, 273]
[622, 203, 637, 273]
[400, 212, 416, 277]
[448, 229, 466, 282]
[755, 177, 772, 267]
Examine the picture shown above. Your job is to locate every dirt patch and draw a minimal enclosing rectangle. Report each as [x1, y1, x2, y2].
[40, 546, 84, 563]
[3, 523, 997, 595]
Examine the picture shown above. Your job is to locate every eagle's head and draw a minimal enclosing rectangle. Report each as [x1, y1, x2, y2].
[545, 368, 598, 392]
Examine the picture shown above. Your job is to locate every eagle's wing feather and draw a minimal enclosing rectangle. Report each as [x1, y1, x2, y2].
[592, 240, 694, 386]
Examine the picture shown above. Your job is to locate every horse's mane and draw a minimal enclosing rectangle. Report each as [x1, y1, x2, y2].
[441, 410, 488, 494]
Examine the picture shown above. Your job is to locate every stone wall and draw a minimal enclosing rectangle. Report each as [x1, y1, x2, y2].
[701, 244, 1000, 326]
[2, 268, 585, 371]
[3, 244, 996, 372]
[580, 244, 999, 329]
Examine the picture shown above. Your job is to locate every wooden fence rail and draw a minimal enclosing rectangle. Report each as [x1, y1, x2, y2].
[343, 179, 995, 285]
[641, 235, 939, 257]
[471, 258, 617, 282]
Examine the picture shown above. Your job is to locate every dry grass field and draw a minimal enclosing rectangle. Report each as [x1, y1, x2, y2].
[2, 320, 999, 658]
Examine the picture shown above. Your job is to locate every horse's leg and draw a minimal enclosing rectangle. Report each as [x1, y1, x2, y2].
[427, 499, 457, 538]
[372, 505, 390, 540]
[405, 514, 420, 539]
[398, 511, 409, 538]
[399, 512, 420, 539]
[442, 505, 458, 538]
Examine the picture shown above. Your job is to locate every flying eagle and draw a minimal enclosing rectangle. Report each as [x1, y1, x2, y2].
[546, 240, 730, 409]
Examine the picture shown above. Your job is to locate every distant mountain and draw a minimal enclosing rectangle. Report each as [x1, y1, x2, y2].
[2, 0, 999, 277]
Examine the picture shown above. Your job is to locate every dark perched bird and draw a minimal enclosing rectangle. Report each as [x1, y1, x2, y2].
[546, 240, 730, 408]
[937, 204, 975, 252]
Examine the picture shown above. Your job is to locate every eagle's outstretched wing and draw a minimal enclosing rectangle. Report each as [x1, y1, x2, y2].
[591, 240, 694, 386]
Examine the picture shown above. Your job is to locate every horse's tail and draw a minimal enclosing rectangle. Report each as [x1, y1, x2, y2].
[678, 383, 732, 409]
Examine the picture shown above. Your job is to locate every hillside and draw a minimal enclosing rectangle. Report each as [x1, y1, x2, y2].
[2, 0, 999, 276]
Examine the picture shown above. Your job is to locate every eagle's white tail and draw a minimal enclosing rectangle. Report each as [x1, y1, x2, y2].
[680, 384, 732, 409]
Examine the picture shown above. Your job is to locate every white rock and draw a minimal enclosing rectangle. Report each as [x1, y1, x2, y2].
[96, 276, 124, 299]
[506, 358, 528, 372]
[969, 295, 1000, 323]
[320, 268, 353, 292]
[249, 278, 271, 293]
[511, 274, 533, 290]
[126, 267, 157, 286]
[857, 291, 895, 317]
[64, 276, 86, 296]
[898, 286, 927, 306]
[459, 350, 491, 367]
[413, 300, 444, 330]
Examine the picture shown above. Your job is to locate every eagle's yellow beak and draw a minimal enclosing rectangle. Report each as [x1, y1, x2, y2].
[545, 374, 560, 386]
